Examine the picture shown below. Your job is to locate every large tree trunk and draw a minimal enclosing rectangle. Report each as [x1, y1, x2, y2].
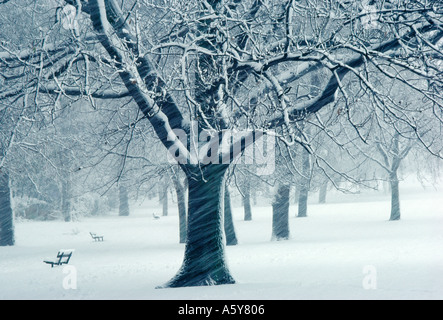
[89, 1, 235, 288]
[172, 175, 187, 244]
[272, 183, 290, 241]
[119, 185, 129, 216]
[389, 171, 400, 221]
[243, 180, 252, 221]
[0, 171, 14, 246]
[224, 186, 238, 246]
[160, 164, 235, 288]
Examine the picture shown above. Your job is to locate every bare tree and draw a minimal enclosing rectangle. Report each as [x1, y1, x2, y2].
[0, 168, 14, 246]
[1, 0, 441, 287]
[296, 145, 311, 218]
[224, 182, 238, 246]
[242, 177, 253, 221]
[272, 182, 290, 240]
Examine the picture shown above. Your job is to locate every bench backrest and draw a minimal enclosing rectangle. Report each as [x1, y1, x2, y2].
[56, 251, 72, 264]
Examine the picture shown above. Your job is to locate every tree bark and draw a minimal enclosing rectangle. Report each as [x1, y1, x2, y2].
[297, 187, 308, 217]
[161, 183, 168, 217]
[389, 171, 401, 221]
[224, 186, 238, 246]
[272, 183, 290, 241]
[172, 174, 187, 244]
[297, 148, 310, 217]
[118, 185, 129, 216]
[0, 170, 14, 246]
[243, 180, 252, 221]
[160, 164, 235, 288]
[389, 135, 403, 221]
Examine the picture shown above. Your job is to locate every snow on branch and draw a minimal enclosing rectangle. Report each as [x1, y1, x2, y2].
[89, 0, 194, 164]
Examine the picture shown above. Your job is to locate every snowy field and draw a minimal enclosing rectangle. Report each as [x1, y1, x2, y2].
[1, 182, 442, 300]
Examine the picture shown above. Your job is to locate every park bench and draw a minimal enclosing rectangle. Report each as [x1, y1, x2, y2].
[43, 249, 74, 268]
[90, 232, 104, 242]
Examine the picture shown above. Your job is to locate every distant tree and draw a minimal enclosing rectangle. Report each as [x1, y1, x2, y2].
[0, 113, 17, 245]
[338, 82, 424, 221]
[118, 184, 129, 216]
[362, 129, 413, 221]
[272, 182, 290, 240]
[270, 143, 293, 240]
[224, 183, 238, 246]
[231, 167, 254, 221]
[0, 169, 14, 246]
[297, 146, 311, 218]
[242, 178, 252, 221]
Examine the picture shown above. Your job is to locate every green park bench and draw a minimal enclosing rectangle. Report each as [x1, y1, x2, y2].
[90, 232, 104, 242]
[43, 250, 74, 268]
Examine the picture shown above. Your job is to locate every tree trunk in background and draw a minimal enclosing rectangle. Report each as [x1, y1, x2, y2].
[251, 185, 257, 206]
[272, 183, 290, 241]
[119, 185, 129, 216]
[172, 175, 187, 244]
[389, 171, 401, 221]
[243, 180, 252, 221]
[298, 187, 308, 217]
[389, 135, 403, 221]
[61, 177, 72, 222]
[224, 186, 238, 246]
[0, 171, 14, 246]
[297, 148, 310, 217]
[161, 183, 168, 217]
[319, 181, 327, 204]
[161, 164, 235, 288]
[92, 199, 100, 216]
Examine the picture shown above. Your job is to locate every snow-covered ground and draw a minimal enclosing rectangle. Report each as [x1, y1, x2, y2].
[1, 182, 442, 300]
